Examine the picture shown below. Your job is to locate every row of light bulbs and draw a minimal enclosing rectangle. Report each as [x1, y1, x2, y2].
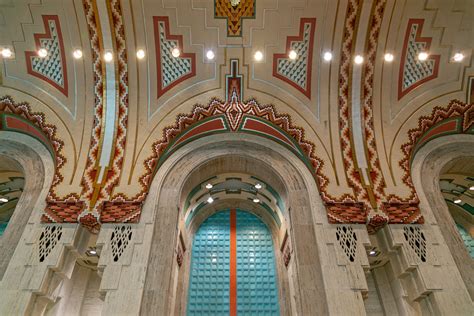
[0, 46, 466, 64]
[205, 182, 262, 204]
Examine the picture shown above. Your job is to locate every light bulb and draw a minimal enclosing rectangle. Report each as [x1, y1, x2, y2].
[207, 196, 214, 203]
[254, 50, 263, 61]
[354, 55, 364, 64]
[38, 48, 48, 58]
[1, 48, 12, 58]
[206, 50, 215, 60]
[288, 50, 297, 60]
[323, 51, 333, 61]
[253, 198, 260, 203]
[136, 49, 145, 59]
[73, 49, 83, 59]
[104, 51, 113, 62]
[171, 47, 181, 58]
[469, 186, 474, 191]
[453, 53, 464, 62]
[453, 199, 462, 204]
[254, 183, 262, 189]
[384, 53, 394, 62]
[205, 183, 213, 189]
[418, 52, 428, 61]
[0, 197, 8, 203]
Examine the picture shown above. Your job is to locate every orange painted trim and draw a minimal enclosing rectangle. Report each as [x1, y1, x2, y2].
[230, 209, 237, 316]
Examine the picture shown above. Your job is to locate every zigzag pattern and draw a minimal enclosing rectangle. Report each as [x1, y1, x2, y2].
[337, 0, 364, 205]
[0, 96, 69, 202]
[80, 0, 104, 213]
[111, 98, 334, 212]
[396, 100, 472, 205]
[361, 0, 388, 221]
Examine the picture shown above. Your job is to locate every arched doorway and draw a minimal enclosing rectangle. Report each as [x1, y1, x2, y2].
[187, 209, 280, 315]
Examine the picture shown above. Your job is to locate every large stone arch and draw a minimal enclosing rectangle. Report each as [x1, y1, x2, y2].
[139, 133, 329, 315]
[0, 132, 55, 279]
[411, 134, 474, 299]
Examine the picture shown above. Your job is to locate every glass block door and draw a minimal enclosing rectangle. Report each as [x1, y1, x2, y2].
[187, 209, 280, 315]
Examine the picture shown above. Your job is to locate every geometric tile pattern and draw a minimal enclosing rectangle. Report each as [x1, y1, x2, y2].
[336, 226, 357, 262]
[403, 226, 427, 262]
[154, 16, 196, 96]
[397, 100, 473, 208]
[361, 0, 388, 215]
[187, 210, 279, 315]
[337, 0, 365, 208]
[215, 0, 255, 37]
[236, 210, 279, 315]
[39, 225, 63, 262]
[188, 211, 231, 315]
[398, 19, 440, 100]
[273, 18, 316, 98]
[25, 15, 68, 97]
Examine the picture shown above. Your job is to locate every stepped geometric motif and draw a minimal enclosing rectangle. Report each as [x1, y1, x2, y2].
[154, 16, 196, 96]
[398, 19, 440, 100]
[25, 15, 68, 97]
[273, 18, 316, 98]
[215, 0, 255, 37]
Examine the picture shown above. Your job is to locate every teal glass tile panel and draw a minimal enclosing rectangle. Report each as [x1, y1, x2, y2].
[188, 210, 230, 315]
[187, 209, 280, 315]
[236, 210, 280, 315]
[456, 224, 474, 258]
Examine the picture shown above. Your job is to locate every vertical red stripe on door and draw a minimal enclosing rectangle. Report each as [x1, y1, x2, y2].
[229, 209, 237, 316]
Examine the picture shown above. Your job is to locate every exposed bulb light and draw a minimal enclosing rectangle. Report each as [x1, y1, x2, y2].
[0, 197, 8, 203]
[254, 183, 262, 190]
[254, 50, 263, 61]
[418, 52, 429, 61]
[207, 196, 214, 203]
[206, 50, 215, 60]
[323, 51, 333, 61]
[136, 49, 146, 59]
[89, 250, 97, 255]
[354, 55, 364, 64]
[453, 53, 464, 62]
[1, 48, 13, 58]
[73, 49, 83, 59]
[171, 47, 181, 58]
[288, 50, 297, 60]
[38, 48, 48, 58]
[470, 186, 474, 191]
[253, 198, 260, 203]
[384, 53, 394, 62]
[453, 199, 462, 204]
[369, 250, 376, 256]
[205, 183, 213, 189]
[104, 51, 113, 62]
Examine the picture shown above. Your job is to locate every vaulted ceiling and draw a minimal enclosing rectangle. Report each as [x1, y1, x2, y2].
[0, 0, 473, 230]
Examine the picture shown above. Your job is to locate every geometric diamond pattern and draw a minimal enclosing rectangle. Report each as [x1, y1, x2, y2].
[273, 18, 316, 99]
[277, 23, 311, 89]
[153, 16, 196, 97]
[32, 20, 64, 86]
[25, 15, 68, 96]
[158, 21, 191, 88]
[398, 19, 440, 100]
